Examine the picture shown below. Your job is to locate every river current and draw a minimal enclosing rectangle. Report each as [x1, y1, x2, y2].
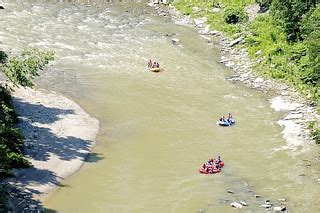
[1, 0, 319, 212]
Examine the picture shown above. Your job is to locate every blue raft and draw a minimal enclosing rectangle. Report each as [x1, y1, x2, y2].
[217, 119, 235, 127]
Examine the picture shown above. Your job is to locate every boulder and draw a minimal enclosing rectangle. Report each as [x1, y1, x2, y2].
[254, 77, 264, 83]
[211, 8, 221, 13]
[231, 202, 242, 209]
[229, 36, 245, 47]
[209, 30, 219, 35]
[274, 206, 286, 212]
[225, 62, 235, 68]
[285, 113, 303, 120]
[264, 200, 273, 205]
[192, 7, 201, 13]
[194, 17, 207, 28]
[171, 38, 180, 44]
[201, 35, 212, 43]
[219, 59, 229, 63]
[0, 6, 4, 9]
[239, 201, 248, 206]
[199, 28, 210, 35]
[261, 204, 272, 208]
[255, 50, 262, 55]
[164, 33, 175, 37]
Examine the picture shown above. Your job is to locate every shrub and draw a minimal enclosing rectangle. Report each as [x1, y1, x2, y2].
[0, 51, 8, 64]
[0, 125, 24, 153]
[300, 6, 320, 86]
[300, 5, 320, 40]
[0, 86, 30, 177]
[223, 6, 248, 24]
[7, 152, 31, 168]
[270, 0, 317, 41]
[312, 129, 320, 144]
[1, 48, 54, 87]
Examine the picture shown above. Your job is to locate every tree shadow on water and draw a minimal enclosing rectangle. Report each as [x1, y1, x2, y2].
[44, 208, 57, 213]
[84, 152, 104, 163]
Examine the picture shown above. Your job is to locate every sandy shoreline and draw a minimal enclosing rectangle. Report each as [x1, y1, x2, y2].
[8, 86, 99, 211]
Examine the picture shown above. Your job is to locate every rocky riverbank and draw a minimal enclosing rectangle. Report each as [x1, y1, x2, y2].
[7, 87, 99, 212]
[149, 3, 320, 150]
[147, 3, 320, 211]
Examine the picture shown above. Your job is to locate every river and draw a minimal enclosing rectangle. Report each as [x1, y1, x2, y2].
[1, 0, 319, 212]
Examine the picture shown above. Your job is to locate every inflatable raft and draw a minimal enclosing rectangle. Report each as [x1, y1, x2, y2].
[199, 167, 220, 174]
[217, 119, 235, 127]
[149, 67, 161, 72]
[199, 161, 224, 174]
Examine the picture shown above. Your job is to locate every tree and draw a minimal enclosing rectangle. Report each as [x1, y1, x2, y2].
[0, 48, 54, 176]
[1, 48, 54, 87]
[300, 5, 320, 85]
[270, 0, 318, 41]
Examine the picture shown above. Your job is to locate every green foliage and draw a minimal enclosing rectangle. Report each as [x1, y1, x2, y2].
[1, 48, 54, 87]
[207, 12, 242, 35]
[174, 1, 319, 134]
[223, 6, 248, 24]
[0, 184, 13, 212]
[0, 48, 53, 177]
[299, 6, 320, 86]
[245, 8, 319, 104]
[313, 128, 320, 144]
[174, 1, 193, 15]
[300, 33, 320, 86]
[308, 121, 320, 144]
[246, 15, 287, 60]
[0, 86, 31, 177]
[0, 125, 24, 154]
[0, 50, 8, 64]
[270, 0, 317, 41]
[300, 5, 320, 39]
[0, 86, 16, 125]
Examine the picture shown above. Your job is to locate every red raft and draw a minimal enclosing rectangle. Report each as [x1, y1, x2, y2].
[199, 161, 224, 174]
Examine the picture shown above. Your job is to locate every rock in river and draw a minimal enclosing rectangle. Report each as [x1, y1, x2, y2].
[274, 206, 286, 212]
[231, 202, 242, 209]
[239, 201, 248, 206]
[261, 204, 272, 208]
[172, 38, 180, 44]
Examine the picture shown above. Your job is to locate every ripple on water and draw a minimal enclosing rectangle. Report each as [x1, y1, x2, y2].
[2, 1, 319, 212]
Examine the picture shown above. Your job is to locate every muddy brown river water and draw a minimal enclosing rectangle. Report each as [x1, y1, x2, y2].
[1, 0, 319, 212]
